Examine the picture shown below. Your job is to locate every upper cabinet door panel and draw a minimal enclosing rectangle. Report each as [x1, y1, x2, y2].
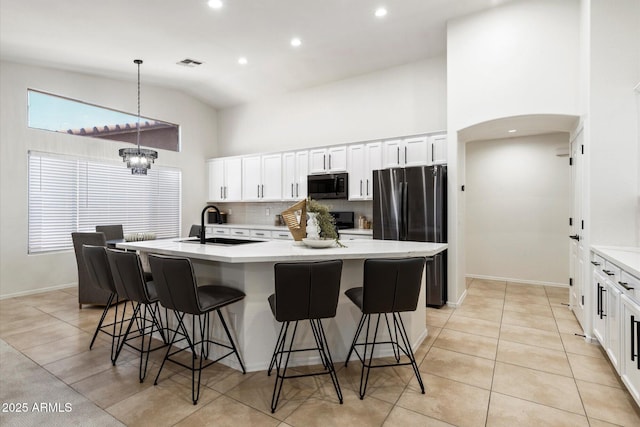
[403, 136, 429, 167]
[261, 153, 282, 201]
[431, 134, 448, 165]
[207, 158, 225, 202]
[382, 139, 403, 168]
[225, 157, 243, 201]
[242, 156, 262, 201]
[327, 146, 347, 172]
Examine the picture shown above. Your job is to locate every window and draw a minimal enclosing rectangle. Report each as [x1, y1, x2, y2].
[27, 89, 180, 152]
[28, 151, 181, 253]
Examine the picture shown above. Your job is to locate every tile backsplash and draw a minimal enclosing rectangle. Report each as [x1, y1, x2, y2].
[213, 200, 373, 227]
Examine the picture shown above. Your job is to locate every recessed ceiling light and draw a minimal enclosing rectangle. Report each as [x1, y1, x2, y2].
[238, 57, 248, 65]
[508, 129, 517, 133]
[375, 7, 387, 18]
[207, 0, 223, 9]
[290, 37, 302, 47]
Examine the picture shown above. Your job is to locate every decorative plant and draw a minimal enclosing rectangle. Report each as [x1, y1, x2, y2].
[307, 198, 346, 246]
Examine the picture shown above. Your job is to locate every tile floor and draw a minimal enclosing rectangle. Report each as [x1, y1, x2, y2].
[1, 279, 640, 426]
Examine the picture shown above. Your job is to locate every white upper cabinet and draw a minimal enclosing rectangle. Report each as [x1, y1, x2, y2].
[381, 134, 447, 168]
[431, 134, 448, 164]
[207, 157, 242, 202]
[242, 153, 282, 201]
[347, 142, 382, 200]
[282, 150, 308, 200]
[309, 146, 347, 174]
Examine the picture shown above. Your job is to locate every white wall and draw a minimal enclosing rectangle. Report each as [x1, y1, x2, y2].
[447, 0, 581, 303]
[218, 56, 447, 156]
[587, 0, 640, 246]
[0, 61, 218, 298]
[466, 133, 571, 285]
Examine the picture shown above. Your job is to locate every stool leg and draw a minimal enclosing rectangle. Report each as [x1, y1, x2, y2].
[89, 292, 115, 350]
[313, 319, 343, 404]
[345, 313, 366, 367]
[394, 313, 425, 394]
[271, 321, 297, 413]
[154, 310, 186, 386]
[359, 314, 381, 399]
[217, 309, 246, 374]
[113, 301, 141, 363]
[384, 313, 400, 363]
[268, 323, 286, 376]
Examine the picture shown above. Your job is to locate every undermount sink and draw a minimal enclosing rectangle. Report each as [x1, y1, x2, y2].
[179, 237, 265, 246]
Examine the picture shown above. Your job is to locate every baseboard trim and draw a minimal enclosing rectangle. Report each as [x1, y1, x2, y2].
[466, 274, 568, 288]
[0, 283, 76, 300]
[446, 288, 467, 308]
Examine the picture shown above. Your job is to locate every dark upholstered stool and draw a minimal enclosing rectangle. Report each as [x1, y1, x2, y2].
[267, 260, 344, 413]
[344, 257, 426, 399]
[106, 248, 168, 382]
[148, 253, 246, 405]
[188, 225, 202, 237]
[72, 232, 112, 309]
[95, 224, 124, 241]
[82, 244, 133, 364]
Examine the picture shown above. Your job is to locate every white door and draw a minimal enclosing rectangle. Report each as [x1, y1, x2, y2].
[294, 151, 308, 199]
[282, 152, 296, 200]
[365, 142, 382, 199]
[225, 157, 243, 201]
[242, 155, 262, 201]
[347, 144, 365, 200]
[569, 129, 586, 328]
[382, 139, 403, 168]
[309, 149, 327, 174]
[431, 134, 448, 164]
[261, 154, 282, 200]
[621, 295, 640, 405]
[327, 146, 347, 172]
[207, 158, 225, 202]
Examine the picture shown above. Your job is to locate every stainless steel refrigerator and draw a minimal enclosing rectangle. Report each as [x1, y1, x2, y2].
[373, 165, 447, 307]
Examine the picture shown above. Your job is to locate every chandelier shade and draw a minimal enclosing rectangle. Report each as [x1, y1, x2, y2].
[119, 59, 158, 175]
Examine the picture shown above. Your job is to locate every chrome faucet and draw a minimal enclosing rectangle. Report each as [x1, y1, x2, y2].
[200, 204, 222, 244]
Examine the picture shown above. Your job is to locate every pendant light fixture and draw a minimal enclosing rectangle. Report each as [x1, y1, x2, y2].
[119, 59, 158, 175]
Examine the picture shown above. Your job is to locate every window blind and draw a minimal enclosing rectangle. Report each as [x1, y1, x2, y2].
[28, 151, 181, 253]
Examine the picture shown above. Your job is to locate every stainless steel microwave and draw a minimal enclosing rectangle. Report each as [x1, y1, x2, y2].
[307, 173, 348, 199]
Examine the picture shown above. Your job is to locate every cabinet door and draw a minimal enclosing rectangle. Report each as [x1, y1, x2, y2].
[242, 156, 262, 201]
[261, 154, 282, 200]
[282, 152, 296, 200]
[605, 282, 622, 374]
[327, 146, 347, 172]
[207, 159, 225, 202]
[431, 134, 448, 164]
[295, 151, 309, 199]
[382, 139, 403, 168]
[347, 144, 365, 200]
[309, 149, 327, 174]
[621, 295, 640, 406]
[593, 270, 607, 346]
[404, 136, 429, 167]
[225, 157, 243, 201]
[365, 142, 382, 199]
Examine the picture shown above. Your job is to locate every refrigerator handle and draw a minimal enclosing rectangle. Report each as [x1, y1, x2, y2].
[401, 181, 408, 240]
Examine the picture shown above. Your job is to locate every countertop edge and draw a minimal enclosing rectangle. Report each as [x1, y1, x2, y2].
[591, 245, 640, 278]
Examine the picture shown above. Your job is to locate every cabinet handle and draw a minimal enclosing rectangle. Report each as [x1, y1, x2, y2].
[597, 283, 602, 317]
[591, 261, 601, 266]
[296, 183, 299, 197]
[328, 154, 332, 170]
[323, 154, 326, 170]
[366, 179, 369, 196]
[404, 146, 407, 164]
[224, 186, 227, 199]
[291, 183, 294, 198]
[602, 269, 614, 276]
[619, 281, 635, 291]
[257, 185, 260, 198]
[397, 147, 400, 164]
[261, 184, 264, 198]
[432, 143, 435, 161]
[360, 180, 363, 196]
[255, 232, 265, 236]
[569, 234, 580, 241]
[631, 315, 640, 369]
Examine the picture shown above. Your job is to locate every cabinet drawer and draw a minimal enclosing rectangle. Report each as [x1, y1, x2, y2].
[620, 271, 640, 300]
[592, 254, 606, 270]
[250, 229, 272, 239]
[603, 261, 621, 283]
[210, 227, 230, 236]
[230, 228, 251, 237]
[272, 231, 293, 240]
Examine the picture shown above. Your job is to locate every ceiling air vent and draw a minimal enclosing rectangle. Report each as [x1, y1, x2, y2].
[177, 58, 203, 67]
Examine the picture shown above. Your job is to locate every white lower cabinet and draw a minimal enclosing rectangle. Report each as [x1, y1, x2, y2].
[593, 268, 607, 345]
[621, 294, 640, 405]
[606, 283, 622, 373]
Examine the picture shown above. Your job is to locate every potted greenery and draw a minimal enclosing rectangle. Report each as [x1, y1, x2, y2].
[306, 198, 345, 247]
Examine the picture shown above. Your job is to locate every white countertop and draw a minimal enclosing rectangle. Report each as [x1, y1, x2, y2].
[206, 223, 373, 235]
[117, 238, 446, 264]
[592, 246, 640, 278]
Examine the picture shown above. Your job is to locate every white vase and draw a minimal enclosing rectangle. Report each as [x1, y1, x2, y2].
[306, 212, 320, 239]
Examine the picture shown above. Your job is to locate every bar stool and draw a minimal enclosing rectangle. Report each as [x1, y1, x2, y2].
[106, 248, 168, 382]
[82, 244, 133, 364]
[148, 253, 246, 405]
[72, 232, 112, 309]
[344, 257, 426, 399]
[267, 260, 343, 413]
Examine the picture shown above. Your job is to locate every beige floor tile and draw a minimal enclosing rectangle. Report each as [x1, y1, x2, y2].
[420, 347, 495, 390]
[175, 395, 280, 427]
[505, 283, 548, 296]
[0, 312, 59, 337]
[491, 362, 584, 414]
[504, 293, 550, 305]
[587, 418, 628, 427]
[433, 328, 498, 360]
[576, 380, 640, 426]
[545, 286, 569, 297]
[339, 360, 413, 404]
[499, 323, 563, 351]
[548, 294, 570, 305]
[426, 308, 453, 327]
[467, 287, 505, 300]
[501, 310, 558, 332]
[383, 406, 455, 426]
[2, 320, 84, 351]
[552, 305, 578, 320]
[21, 331, 96, 365]
[496, 340, 572, 377]
[567, 353, 623, 388]
[469, 279, 507, 291]
[43, 346, 136, 385]
[560, 333, 605, 359]
[285, 392, 393, 427]
[453, 305, 503, 323]
[396, 373, 490, 427]
[105, 375, 220, 425]
[460, 294, 505, 308]
[486, 392, 589, 427]
[503, 301, 552, 317]
[444, 314, 501, 339]
[555, 316, 583, 334]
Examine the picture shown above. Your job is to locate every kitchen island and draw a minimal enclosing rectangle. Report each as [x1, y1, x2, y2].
[117, 238, 447, 372]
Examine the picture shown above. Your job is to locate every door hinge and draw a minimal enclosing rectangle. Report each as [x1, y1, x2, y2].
[569, 217, 573, 226]
[569, 157, 573, 166]
[569, 277, 573, 287]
